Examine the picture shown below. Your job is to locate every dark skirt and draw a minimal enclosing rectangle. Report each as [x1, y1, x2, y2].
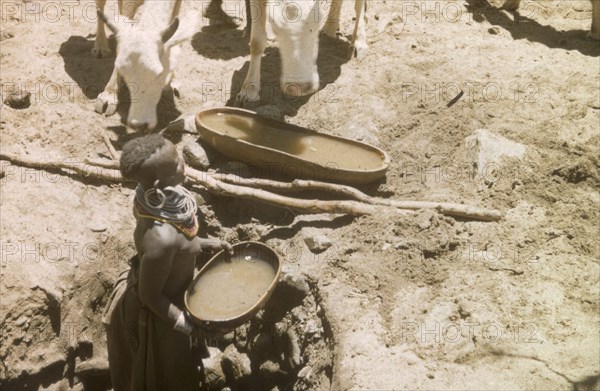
[102, 256, 203, 391]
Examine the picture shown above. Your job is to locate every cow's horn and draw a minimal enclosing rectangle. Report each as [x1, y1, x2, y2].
[161, 17, 179, 43]
[97, 9, 118, 34]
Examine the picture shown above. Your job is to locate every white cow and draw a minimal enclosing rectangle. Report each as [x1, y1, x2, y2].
[502, 0, 599, 40]
[94, 0, 196, 132]
[236, 0, 368, 105]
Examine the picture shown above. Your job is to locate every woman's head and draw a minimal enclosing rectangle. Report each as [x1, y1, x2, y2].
[120, 134, 185, 189]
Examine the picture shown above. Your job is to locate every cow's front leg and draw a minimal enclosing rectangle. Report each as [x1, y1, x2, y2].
[167, 46, 182, 98]
[95, 69, 119, 116]
[589, 0, 600, 40]
[352, 0, 368, 60]
[235, 0, 267, 106]
[93, 0, 112, 57]
[322, 0, 342, 38]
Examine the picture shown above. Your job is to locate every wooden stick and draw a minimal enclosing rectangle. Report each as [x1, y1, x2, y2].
[101, 130, 119, 160]
[85, 157, 120, 169]
[211, 173, 503, 221]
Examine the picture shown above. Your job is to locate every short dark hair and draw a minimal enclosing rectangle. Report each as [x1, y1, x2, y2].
[120, 134, 168, 179]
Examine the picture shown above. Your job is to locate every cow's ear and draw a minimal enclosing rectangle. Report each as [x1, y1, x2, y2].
[161, 18, 180, 43]
[97, 9, 119, 34]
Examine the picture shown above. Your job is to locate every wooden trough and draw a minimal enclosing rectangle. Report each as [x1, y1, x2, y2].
[195, 107, 390, 185]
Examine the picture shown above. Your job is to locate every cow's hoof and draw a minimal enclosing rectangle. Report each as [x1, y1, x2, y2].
[170, 80, 182, 99]
[501, 0, 521, 11]
[92, 46, 112, 59]
[322, 24, 340, 39]
[164, 84, 181, 100]
[95, 93, 118, 116]
[320, 30, 341, 43]
[354, 42, 368, 61]
[243, 25, 251, 38]
[586, 31, 600, 41]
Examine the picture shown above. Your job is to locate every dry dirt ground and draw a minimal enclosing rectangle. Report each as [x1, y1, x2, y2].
[1, 0, 599, 390]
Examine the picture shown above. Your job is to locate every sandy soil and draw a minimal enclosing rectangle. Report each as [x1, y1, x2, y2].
[1, 0, 599, 389]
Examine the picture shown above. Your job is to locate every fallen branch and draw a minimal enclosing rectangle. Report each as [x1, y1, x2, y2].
[1, 153, 503, 221]
[82, 158, 502, 221]
[213, 174, 502, 221]
[85, 157, 120, 169]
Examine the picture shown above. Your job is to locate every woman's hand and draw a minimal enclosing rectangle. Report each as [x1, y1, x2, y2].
[199, 238, 234, 255]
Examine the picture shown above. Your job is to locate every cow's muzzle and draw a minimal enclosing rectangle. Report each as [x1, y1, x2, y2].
[282, 82, 319, 97]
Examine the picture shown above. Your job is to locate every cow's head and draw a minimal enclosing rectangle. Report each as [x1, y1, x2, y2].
[271, 1, 325, 97]
[98, 10, 193, 131]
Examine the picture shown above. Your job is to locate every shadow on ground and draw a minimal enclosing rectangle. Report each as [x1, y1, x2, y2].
[466, 0, 600, 57]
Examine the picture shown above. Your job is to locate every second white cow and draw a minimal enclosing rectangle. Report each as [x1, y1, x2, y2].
[94, 0, 196, 132]
[236, 0, 367, 105]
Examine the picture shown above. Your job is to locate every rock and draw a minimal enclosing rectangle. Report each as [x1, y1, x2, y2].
[297, 365, 312, 379]
[304, 319, 323, 339]
[234, 324, 249, 350]
[202, 347, 226, 391]
[14, 315, 29, 327]
[4, 90, 31, 109]
[256, 105, 284, 120]
[285, 328, 302, 369]
[194, 190, 211, 206]
[415, 209, 436, 231]
[259, 360, 281, 378]
[394, 241, 410, 250]
[291, 306, 308, 322]
[39, 379, 84, 391]
[221, 344, 252, 382]
[32, 284, 62, 309]
[465, 129, 526, 182]
[303, 234, 332, 253]
[166, 115, 196, 133]
[183, 141, 211, 170]
[488, 26, 502, 35]
[221, 331, 235, 346]
[250, 331, 276, 360]
[89, 223, 107, 233]
[381, 243, 392, 251]
[280, 272, 310, 297]
[75, 357, 109, 378]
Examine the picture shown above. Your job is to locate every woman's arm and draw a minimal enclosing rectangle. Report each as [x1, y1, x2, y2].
[137, 226, 182, 324]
